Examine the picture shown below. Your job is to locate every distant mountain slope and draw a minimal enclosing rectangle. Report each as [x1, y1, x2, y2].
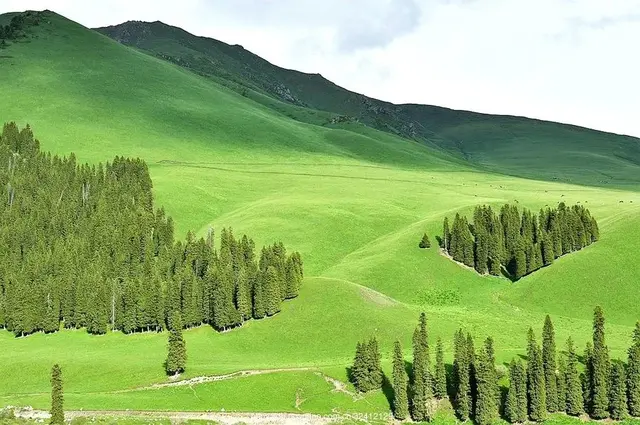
[96, 20, 640, 189]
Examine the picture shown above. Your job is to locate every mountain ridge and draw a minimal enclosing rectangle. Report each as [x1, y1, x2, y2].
[95, 19, 639, 140]
[93, 19, 640, 189]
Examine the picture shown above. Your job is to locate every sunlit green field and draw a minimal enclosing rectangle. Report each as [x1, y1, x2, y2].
[0, 11, 639, 417]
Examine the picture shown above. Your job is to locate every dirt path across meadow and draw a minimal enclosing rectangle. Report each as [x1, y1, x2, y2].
[14, 408, 343, 424]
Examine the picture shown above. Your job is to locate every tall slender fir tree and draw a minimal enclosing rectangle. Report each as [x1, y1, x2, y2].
[434, 337, 447, 399]
[542, 315, 558, 412]
[392, 340, 409, 420]
[591, 306, 610, 419]
[565, 338, 584, 416]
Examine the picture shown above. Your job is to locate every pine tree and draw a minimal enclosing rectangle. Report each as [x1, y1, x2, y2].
[50, 364, 64, 425]
[411, 313, 432, 421]
[514, 242, 527, 280]
[367, 337, 383, 390]
[467, 333, 477, 417]
[443, 217, 451, 252]
[351, 342, 368, 392]
[565, 338, 584, 416]
[419, 233, 431, 249]
[627, 322, 640, 416]
[434, 337, 447, 399]
[542, 315, 558, 412]
[165, 311, 186, 375]
[610, 362, 628, 420]
[264, 266, 281, 316]
[484, 336, 498, 406]
[392, 340, 409, 420]
[505, 360, 520, 423]
[475, 341, 498, 425]
[527, 328, 546, 421]
[454, 329, 471, 421]
[235, 266, 252, 321]
[591, 306, 610, 419]
[557, 356, 567, 414]
[506, 359, 528, 423]
[583, 342, 594, 414]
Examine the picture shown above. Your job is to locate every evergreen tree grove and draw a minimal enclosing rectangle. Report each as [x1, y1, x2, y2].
[440, 202, 599, 280]
[351, 337, 383, 393]
[0, 124, 304, 336]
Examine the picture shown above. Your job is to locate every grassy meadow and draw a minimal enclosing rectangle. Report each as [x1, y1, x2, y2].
[0, 10, 639, 419]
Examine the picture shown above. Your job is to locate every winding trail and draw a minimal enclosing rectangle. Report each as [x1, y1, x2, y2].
[114, 367, 315, 393]
[13, 408, 340, 425]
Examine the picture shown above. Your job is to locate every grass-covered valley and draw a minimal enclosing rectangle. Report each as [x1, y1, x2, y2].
[1, 9, 640, 424]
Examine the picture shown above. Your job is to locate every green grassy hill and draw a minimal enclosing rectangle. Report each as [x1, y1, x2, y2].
[96, 20, 640, 189]
[1, 10, 639, 417]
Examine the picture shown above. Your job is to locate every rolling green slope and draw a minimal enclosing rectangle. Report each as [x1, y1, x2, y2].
[0, 10, 639, 416]
[96, 20, 640, 188]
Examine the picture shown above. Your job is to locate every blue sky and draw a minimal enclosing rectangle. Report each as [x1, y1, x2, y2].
[3, 0, 640, 137]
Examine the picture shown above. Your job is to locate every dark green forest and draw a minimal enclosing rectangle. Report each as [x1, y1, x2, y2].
[441, 203, 599, 280]
[0, 123, 303, 337]
[353, 309, 640, 424]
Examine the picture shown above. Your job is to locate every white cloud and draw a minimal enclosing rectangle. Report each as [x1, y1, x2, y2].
[2, 0, 640, 137]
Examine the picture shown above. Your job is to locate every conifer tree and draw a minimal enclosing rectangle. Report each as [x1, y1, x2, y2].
[591, 306, 610, 419]
[367, 337, 383, 390]
[527, 328, 546, 421]
[583, 342, 594, 413]
[351, 341, 368, 392]
[411, 313, 432, 421]
[264, 266, 281, 316]
[434, 337, 447, 399]
[235, 267, 252, 321]
[443, 217, 451, 252]
[505, 360, 520, 423]
[50, 364, 64, 425]
[565, 338, 584, 416]
[165, 311, 186, 375]
[557, 356, 567, 414]
[610, 362, 628, 420]
[454, 329, 471, 421]
[475, 341, 498, 425]
[542, 315, 558, 412]
[392, 340, 409, 420]
[514, 242, 527, 280]
[467, 333, 477, 416]
[506, 359, 528, 423]
[627, 322, 640, 416]
[419, 233, 431, 249]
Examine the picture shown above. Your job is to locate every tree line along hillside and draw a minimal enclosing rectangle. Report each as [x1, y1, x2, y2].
[353, 308, 640, 425]
[0, 123, 303, 337]
[440, 202, 599, 280]
[0, 11, 42, 47]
